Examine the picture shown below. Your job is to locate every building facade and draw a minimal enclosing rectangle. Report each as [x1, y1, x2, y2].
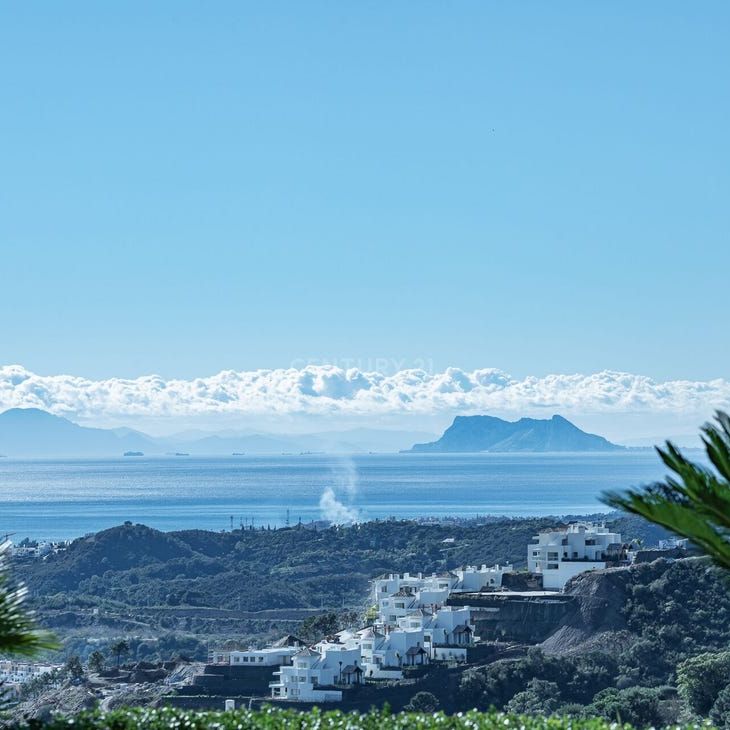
[527, 522, 624, 590]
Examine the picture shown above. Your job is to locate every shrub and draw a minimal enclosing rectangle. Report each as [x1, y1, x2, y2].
[1, 706, 713, 730]
[710, 685, 730, 728]
[587, 687, 663, 728]
[404, 691, 440, 713]
[677, 650, 730, 716]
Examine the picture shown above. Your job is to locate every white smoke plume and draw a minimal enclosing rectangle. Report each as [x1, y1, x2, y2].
[319, 488, 359, 525]
[319, 457, 360, 524]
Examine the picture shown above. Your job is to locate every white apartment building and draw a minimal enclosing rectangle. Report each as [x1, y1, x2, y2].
[209, 647, 299, 667]
[398, 605, 475, 663]
[270, 644, 363, 702]
[268, 565, 488, 702]
[373, 564, 512, 626]
[0, 660, 59, 695]
[452, 564, 514, 593]
[527, 522, 624, 590]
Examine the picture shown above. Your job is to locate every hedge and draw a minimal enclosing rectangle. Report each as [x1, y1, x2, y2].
[8, 707, 717, 730]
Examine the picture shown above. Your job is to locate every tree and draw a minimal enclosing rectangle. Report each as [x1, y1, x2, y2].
[506, 679, 561, 715]
[404, 691, 440, 713]
[110, 639, 130, 668]
[65, 655, 84, 680]
[603, 411, 730, 568]
[587, 687, 663, 728]
[0, 541, 57, 656]
[88, 650, 105, 673]
[710, 685, 730, 728]
[677, 650, 730, 716]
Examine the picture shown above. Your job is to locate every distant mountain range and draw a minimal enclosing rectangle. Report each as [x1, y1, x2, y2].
[0, 408, 436, 457]
[407, 414, 623, 453]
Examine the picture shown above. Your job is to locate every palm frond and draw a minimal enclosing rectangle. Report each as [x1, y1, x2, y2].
[0, 541, 58, 655]
[603, 411, 730, 569]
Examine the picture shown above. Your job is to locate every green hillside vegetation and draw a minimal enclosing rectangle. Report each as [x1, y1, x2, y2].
[23, 515, 664, 610]
[17, 515, 666, 662]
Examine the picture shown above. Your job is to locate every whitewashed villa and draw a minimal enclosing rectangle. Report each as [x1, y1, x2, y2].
[527, 521, 624, 590]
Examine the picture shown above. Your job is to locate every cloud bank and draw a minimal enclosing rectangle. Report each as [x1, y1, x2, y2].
[1, 364, 728, 422]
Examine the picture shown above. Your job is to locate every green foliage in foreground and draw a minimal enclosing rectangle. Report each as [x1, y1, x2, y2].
[604, 410, 730, 569]
[0, 541, 58, 656]
[6, 706, 719, 730]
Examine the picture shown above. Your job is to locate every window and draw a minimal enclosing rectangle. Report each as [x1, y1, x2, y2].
[547, 563, 559, 569]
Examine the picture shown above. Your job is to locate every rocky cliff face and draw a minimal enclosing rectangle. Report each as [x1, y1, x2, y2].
[449, 592, 576, 644]
[541, 557, 713, 655]
[454, 557, 717, 654]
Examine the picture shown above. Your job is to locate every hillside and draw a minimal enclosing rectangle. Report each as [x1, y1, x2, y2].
[16, 519, 730, 725]
[409, 415, 623, 453]
[17, 514, 667, 665]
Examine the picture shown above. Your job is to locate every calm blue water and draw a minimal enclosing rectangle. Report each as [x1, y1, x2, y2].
[0, 452, 670, 540]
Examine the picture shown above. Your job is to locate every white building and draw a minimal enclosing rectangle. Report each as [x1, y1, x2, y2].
[373, 564, 512, 626]
[0, 660, 59, 699]
[210, 647, 299, 667]
[527, 522, 624, 590]
[270, 644, 363, 702]
[399, 605, 475, 663]
[268, 564, 488, 702]
[452, 564, 514, 593]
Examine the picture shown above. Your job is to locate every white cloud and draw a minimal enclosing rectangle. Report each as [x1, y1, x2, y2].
[0, 364, 728, 423]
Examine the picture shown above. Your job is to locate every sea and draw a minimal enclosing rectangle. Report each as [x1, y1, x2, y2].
[0, 452, 675, 541]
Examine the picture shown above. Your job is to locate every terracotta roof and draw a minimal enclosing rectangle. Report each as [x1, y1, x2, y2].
[452, 624, 473, 634]
[341, 664, 363, 674]
[406, 646, 427, 655]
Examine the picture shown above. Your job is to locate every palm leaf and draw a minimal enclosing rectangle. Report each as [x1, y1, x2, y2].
[603, 410, 730, 569]
[0, 541, 58, 655]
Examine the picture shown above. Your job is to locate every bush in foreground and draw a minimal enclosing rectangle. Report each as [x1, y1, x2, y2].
[6, 706, 718, 730]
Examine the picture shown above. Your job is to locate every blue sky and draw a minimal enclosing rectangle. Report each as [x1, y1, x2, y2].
[1, 2, 729, 386]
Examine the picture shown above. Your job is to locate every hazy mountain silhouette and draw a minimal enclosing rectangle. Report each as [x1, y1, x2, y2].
[0, 408, 156, 457]
[0, 408, 435, 457]
[408, 414, 623, 453]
